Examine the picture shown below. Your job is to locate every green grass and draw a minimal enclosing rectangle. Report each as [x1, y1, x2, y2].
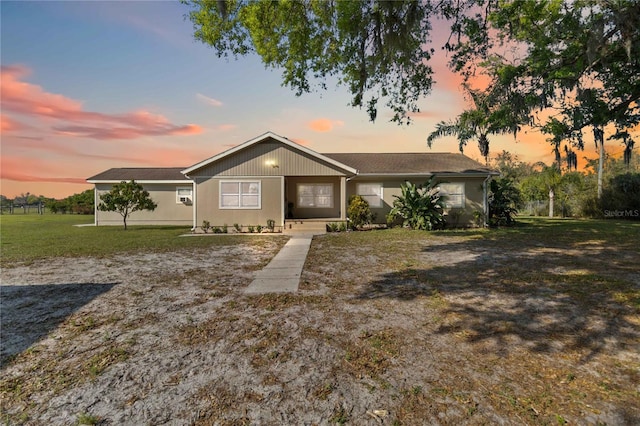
[0, 214, 286, 266]
[1, 215, 638, 424]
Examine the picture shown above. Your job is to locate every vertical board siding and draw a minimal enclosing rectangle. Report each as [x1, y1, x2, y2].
[196, 177, 283, 226]
[190, 139, 349, 177]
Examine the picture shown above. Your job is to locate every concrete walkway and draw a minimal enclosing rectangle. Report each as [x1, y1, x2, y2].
[244, 234, 314, 294]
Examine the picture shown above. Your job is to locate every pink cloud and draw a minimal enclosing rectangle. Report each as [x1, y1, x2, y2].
[196, 93, 224, 107]
[1, 64, 203, 140]
[1, 155, 87, 184]
[214, 124, 236, 131]
[2, 172, 87, 184]
[0, 114, 28, 132]
[3, 136, 164, 165]
[308, 118, 345, 133]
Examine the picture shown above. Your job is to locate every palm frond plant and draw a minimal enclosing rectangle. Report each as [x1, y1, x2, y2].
[388, 178, 446, 230]
[427, 84, 522, 163]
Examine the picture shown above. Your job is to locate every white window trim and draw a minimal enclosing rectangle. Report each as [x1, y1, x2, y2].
[176, 186, 193, 204]
[297, 183, 334, 208]
[356, 182, 383, 208]
[438, 182, 465, 209]
[219, 180, 262, 209]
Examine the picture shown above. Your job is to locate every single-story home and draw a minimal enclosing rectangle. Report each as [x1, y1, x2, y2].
[87, 131, 498, 228]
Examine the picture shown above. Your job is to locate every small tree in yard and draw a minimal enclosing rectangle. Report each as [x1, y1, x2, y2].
[98, 180, 157, 230]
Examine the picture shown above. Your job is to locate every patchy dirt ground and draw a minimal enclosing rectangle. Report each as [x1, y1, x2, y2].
[1, 228, 639, 425]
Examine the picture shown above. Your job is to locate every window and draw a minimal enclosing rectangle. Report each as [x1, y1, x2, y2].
[438, 183, 465, 208]
[356, 183, 383, 208]
[297, 183, 333, 208]
[176, 186, 192, 204]
[220, 181, 261, 209]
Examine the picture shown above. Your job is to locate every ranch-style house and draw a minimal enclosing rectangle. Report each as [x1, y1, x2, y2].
[87, 131, 498, 229]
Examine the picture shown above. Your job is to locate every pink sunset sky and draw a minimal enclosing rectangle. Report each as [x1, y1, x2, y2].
[1, 1, 627, 199]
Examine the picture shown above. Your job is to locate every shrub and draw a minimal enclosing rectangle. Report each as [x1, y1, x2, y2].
[601, 173, 640, 219]
[580, 194, 603, 218]
[222, 224, 228, 233]
[347, 195, 374, 230]
[256, 225, 263, 233]
[201, 220, 211, 233]
[266, 219, 275, 232]
[233, 223, 242, 232]
[447, 209, 463, 228]
[248, 225, 255, 233]
[338, 221, 347, 232]
[488, 177, 520, 226]
[388, 178, 445, 230]
[473, 210, 485, 227]
[326, 222, 340, 232]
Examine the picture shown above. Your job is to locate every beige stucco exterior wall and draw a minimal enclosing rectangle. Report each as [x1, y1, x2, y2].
[195, 176, 283, 227]
[95, 183, 193, 226]
[346, 176, 487, 227]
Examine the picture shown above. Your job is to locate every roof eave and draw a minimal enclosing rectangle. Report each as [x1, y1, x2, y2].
[87, 179, 193, 184]
[352, 171, 498, 178]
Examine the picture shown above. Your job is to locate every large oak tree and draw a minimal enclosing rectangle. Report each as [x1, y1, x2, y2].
[183, 0, 639, 165]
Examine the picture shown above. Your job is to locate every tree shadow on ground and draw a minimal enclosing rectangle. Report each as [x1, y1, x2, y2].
[355, 225, 639, 362]
[0, 283, 117, 366]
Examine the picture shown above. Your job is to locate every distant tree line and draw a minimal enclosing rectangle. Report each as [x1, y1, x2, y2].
[0, 189, 94, 215]
[489, 152, 640, 223]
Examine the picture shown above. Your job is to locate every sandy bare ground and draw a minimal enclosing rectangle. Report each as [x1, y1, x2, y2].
[1, 230, 639, 425]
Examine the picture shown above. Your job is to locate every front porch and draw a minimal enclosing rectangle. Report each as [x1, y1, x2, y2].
[284, 176, 348, 223]
[283, 218, 347, 235]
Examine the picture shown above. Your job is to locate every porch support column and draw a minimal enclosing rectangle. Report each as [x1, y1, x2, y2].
[340, 176, 347, 221]
[281, 176, 285, 227]
[94, 187, 98, 226]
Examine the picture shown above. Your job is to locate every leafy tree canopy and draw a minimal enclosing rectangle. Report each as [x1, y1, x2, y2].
[98, 180, 157, 230]
[184, 0, 639, 160]
[184, 0, 436, 124]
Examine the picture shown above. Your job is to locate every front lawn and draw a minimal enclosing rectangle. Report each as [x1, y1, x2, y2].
[0, 214, 287, 267]
[1, 217, 638, 424]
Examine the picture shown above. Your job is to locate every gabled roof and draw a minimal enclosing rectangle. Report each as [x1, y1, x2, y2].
[324, 153, 496, 175]
[181, 131, 358, 176]
[87, 167, 191, 183]
[87, 134, 497, 183]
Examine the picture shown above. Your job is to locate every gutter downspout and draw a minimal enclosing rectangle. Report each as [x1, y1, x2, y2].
[94, 186, 98, 226]
[184, 175, 196, 231]
[483, 174, 492, 227]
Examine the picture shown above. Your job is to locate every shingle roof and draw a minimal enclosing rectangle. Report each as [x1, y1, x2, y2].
[323, 153, 495, 174]
[87, 153, 495, 182]
[87, 168, 190, 182]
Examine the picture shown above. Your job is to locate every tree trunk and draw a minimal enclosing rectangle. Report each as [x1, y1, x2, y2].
[595, 127, 605, 199]
[597, 138, 604, 199]
[549, 188, 555, 218]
